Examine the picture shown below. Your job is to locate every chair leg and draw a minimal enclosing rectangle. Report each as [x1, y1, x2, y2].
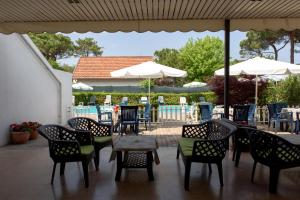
[184, 159, 192, 191]
[235, 149, 241, 167]
[94, 148, 100, 171]
[251, 161, 257, 182]
[176, 145, 180, 159]
[51, 162, 57, 184]
[60, 162, 65, 176]
[216, 162, 223, 186]
[145, 121, 147, 130]
[232, 146, 237, 161]
[208, 164, 212, 174]
[269, 168, 280, 193]
[82, 160, 89, 188]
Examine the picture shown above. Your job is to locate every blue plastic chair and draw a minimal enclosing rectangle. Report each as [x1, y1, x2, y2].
[119, 106, 139, 135]
[248, 104, 256, 126]
[233, 105, 251, 125]
[121, 97, 128, 106]
[267, 102, 293, 133]
[95, 105, 113, 125]
[199, 102, 214, 122]
[139, 103, 151, 130]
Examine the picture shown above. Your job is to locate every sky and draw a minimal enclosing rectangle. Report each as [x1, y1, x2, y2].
[59, 31, 297, 66]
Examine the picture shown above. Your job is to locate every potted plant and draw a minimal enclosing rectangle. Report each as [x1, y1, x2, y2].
[10, 123, 32, 144]
[27, 122, 41, 140]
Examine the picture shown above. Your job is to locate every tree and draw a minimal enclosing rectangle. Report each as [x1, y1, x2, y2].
[75, 38, 103, 56]
[154, 48, 183, 69]
[154, 48, 184, 86]
[240, 30, 288, 60]
[179, 36, 224, 81]
[208, 75, 268, 106]
[29, 33, 74, 60]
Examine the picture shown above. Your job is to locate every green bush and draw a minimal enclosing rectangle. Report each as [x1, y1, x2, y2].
[262, 75, 300, 106]
[73, 92, 216, 106]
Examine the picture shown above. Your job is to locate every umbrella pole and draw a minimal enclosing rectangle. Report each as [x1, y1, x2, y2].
[148, 78, 151, 104]
[255, 75, 258, 106]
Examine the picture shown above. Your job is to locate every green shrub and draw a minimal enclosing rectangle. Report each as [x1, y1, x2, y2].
[73, 92, 216, 106]
[262, 75, 300, 106]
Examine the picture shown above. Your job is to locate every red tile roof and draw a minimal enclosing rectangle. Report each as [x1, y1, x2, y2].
[73, 56, 153, 79]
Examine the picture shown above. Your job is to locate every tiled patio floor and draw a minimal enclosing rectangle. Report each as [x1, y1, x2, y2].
[0, 126, 299, 200]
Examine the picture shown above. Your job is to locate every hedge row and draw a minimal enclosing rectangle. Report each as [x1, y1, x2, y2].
[73, 92, 216, 106]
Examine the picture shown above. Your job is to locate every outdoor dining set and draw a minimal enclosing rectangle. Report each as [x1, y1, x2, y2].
[38, 101, 300, 194]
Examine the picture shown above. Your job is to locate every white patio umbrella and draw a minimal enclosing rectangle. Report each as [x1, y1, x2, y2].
[215, 57, 300, 106]
[72, 82, 93, 90]
[183, 81, 207, 88]
[111, 61, 187, 103]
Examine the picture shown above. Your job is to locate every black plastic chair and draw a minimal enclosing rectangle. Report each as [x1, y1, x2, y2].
[119, 106, 139, 135]
[233, 104, 251, 125]
[95, 104, 113, 125]
[68, 117, 112, 171]
[221, 118, 256, 167]
[249, 128, 300, 193]
[38, 124, 94, 188]
[176, 119, 237, 190]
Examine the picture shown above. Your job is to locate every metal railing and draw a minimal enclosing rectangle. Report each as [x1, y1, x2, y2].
[70, 105, 271, 124]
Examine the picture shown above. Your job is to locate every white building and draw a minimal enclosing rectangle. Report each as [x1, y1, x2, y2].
[72, 56, 152, 86]
[0, 33, 72, 146]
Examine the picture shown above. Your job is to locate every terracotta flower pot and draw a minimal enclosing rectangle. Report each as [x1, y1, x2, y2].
[11, 131, 30, 144]
[29, 129, 38, 140]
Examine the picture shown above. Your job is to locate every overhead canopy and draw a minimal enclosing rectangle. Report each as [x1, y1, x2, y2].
[1, 0, 300, 33]
[110, 61, 187, 78]
[215, 57, 300, 76]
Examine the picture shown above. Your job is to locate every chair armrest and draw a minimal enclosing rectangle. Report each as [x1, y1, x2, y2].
[182, 122, 209, 138]
[49, 140, 81, 157]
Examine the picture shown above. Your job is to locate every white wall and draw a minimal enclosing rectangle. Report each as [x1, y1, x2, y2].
[79, 78, 142, 86]
[0, 34, 71, 146]
[54, 70, 72, 124]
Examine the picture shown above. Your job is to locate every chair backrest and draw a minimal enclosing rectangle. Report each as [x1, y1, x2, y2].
[180, 97, 187, 105]
[89, 95, 96, 105]
[105, 95, 111, 103]
[249, 129, 300, 167]
[68, 117, 111, 136]
[140, 97, 148, 104]
[158, 96, 164, 104]
[275, 102, 288, 113]
[233, 105, 251, 124]
[121, 97, 128, 106]
[38, 124, 82, 160]
[189, 120, 237, 160]
[248, 104, 256, 124]
[267, 103, 277, 119]
[96, 104, 101, 115]
[199, 102, 213, 121]
[199, 96, 206, 102]
[144, 103, 151, 118]
[120, 106, 138, 122]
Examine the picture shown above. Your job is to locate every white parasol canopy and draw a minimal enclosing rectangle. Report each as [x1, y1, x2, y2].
[111, 61, 187, 78]
[215, 57, 300, 76]
[214, 57, 300, 106]
[111, 61, 187, 102]
[183, 81, 207, 88]
[72, 82, 93, 90]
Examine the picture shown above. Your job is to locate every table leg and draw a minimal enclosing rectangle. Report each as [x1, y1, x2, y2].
[115, 151, 122, 181]
[147, 151, 154, 181]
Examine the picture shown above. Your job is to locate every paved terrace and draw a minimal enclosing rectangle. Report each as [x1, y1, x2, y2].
[0, 124, 299, 200]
